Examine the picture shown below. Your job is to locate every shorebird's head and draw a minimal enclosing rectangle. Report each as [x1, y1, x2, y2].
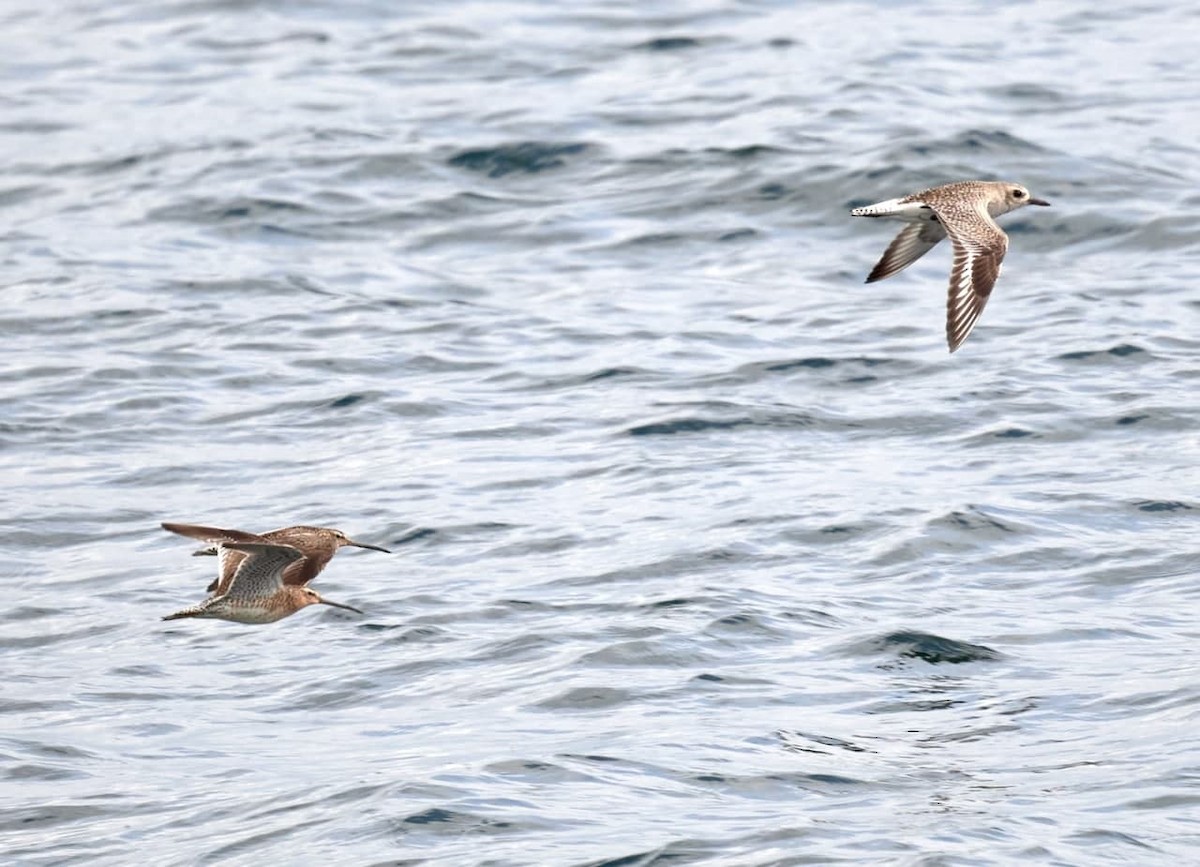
[329, 528, 391, 554]
[301, 586, 364, 615]
[992, 183, 1050, 215]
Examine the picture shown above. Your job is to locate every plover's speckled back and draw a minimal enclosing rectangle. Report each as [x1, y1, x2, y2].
[851, 180, 1050, 352]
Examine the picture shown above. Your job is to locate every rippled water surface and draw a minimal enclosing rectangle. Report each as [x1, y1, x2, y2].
[3, 0, 1200, 864]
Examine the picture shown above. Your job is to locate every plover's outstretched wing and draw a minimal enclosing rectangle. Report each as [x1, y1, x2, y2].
[864, 220, 947, 283]
[927, 206, 1009, 353]
[218, 542, 305, 601]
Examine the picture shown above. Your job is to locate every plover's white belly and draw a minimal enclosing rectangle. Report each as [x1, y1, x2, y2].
[850, 198, 937, 221]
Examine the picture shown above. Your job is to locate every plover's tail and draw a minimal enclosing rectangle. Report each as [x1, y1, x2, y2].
[850, 198, 907, 217]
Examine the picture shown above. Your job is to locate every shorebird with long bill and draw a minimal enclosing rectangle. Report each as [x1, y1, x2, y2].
[162, 541, 364, 624]
[161, 521, 390, 594]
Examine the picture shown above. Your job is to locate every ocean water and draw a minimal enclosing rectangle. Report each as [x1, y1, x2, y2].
[2, 0, 1199, 864]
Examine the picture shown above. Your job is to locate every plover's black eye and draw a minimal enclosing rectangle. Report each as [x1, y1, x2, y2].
[1012, 189, 1025, 198]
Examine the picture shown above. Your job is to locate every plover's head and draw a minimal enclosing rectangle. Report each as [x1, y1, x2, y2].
[990, 183, 1050, 215]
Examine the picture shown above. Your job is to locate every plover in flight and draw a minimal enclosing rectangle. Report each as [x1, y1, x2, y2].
[851, 180, 1049, 352]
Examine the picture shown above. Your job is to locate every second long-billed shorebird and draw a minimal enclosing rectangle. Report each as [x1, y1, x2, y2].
[850, 180, 1050, 352]
[163, 541, 364, 623]
[161, 521, 390, 594]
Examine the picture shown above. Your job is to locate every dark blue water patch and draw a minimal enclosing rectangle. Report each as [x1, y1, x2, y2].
[927, 507, 1017, 535]
[768, 357, 834, 371]
[0, 183, 54, 208]
[905, 129, 1046, 158]
[5, 763, 87, 782]
[984, 82, 1067, 103]
[691, 770, 866, 795]
[1133, 500, 1193, 513]
[737, 356, 897, 383]
[643, 597, 701, 610]
[633, 36, 703, 51]
[994, 427, 1036, 439]
[1067, 829, 1157, 851]
[222, 199, 302, 220]
[718, 228, 757, 242]
[777, 730, 869, 754]
[1115, 414, 1149, 426]
[585, 366, 641, 383]
[5, 804, 111, 830]
[388, 625, 451, 645]
[758, 182, 788, 199]
[778, 607, 840, 628]
[705, 144, 784, 160]
[627, 417, 742, 436]
[147, 196, 314, 229]
[328, 393, 366, 408]
[700, 614, 794, 646]
[872, 630, 1001, 665]
[497, 599, 555, 612]
[579, 851, 675, 867]
[392, 526, 438, 546]
[1057, 343, 1146, 361]
[560, 753, 623, 764]
[91, 307, 158, 323]
[626, 411, 818, 437]
[518, 366, 651, 393]
[533, 686, 641, 710]
[401, 807, 514, 832]
[447, 142, 590, 178]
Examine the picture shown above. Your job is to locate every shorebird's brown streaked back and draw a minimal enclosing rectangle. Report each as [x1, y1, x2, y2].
[161, 522, 390, 595]
[162, 542, 364, 624]
[850, 180, 1050, 352]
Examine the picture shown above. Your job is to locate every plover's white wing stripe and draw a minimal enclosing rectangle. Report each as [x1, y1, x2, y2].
[220, 542, 304, 599]
[941, 217, 1008, 353]
[865, 220, 947, 283]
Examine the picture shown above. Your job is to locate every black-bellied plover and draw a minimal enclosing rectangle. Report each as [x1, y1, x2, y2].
[161, 521, 390, 593]
[163, 541, 363, 624]
[851, 180, 1050, 352]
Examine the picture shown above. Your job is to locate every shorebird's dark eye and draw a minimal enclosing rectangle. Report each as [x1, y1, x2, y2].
[1012, 189, 1025, 198]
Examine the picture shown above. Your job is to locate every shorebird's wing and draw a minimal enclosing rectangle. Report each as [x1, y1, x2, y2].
[864, 220, 947, 283]
[161, 522, 267, 546]
[211, 545, 248, 596]
[284, 556, 327, 587]
[219, 542, 305, 600]
[162, 522, 273, 594]
[260, 529, 335, 586]
[928, 208, 1008, 353]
